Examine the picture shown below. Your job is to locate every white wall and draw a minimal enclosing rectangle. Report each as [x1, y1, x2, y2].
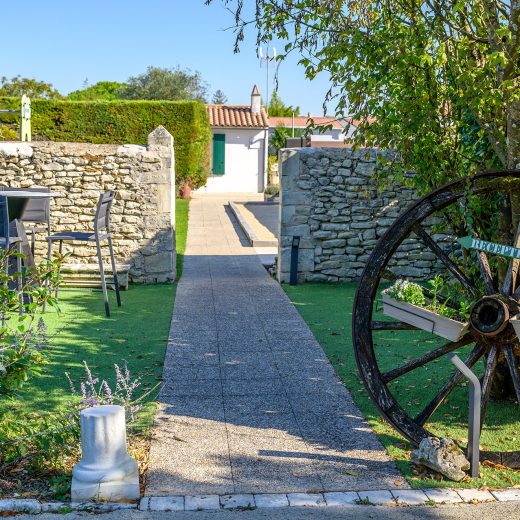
[198, 128, 267, 193]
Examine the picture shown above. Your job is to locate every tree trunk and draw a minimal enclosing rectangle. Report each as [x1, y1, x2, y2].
[492, 99, 520, 400]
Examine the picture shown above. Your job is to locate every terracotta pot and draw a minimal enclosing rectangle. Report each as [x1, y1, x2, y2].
[180, 182, 191, 199]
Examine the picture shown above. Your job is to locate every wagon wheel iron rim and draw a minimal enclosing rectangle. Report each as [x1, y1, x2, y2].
[352, 169, 520, 468]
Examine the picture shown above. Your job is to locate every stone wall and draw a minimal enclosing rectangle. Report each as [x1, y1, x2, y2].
[278, 147, 445, 283]
[0, 126, 176, 283]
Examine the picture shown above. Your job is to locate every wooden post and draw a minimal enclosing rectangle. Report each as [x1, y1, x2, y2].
[19, 95, 31, 142]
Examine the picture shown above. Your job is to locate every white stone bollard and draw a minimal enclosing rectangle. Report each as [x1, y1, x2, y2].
[71, 405, 140, 502]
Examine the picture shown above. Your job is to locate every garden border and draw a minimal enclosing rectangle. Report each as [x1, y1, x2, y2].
[1, 487, 519, 514]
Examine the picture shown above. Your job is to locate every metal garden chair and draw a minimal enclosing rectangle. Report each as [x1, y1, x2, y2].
[0, 196, 23, 323]
[47, 191, 121, 317]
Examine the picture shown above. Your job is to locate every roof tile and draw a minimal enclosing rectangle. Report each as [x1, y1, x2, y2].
[207, 104, 269, 128]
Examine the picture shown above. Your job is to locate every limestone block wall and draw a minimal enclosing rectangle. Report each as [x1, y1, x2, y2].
[0, 127, 176, 283]
[278, 147, 446, 283]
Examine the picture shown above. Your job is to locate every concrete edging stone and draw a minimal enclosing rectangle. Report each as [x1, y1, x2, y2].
[1, 487, 519, 514]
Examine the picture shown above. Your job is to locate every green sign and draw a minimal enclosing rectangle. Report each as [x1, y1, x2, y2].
[457, 235, 520, 259]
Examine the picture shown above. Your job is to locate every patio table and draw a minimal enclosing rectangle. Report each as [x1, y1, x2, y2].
[0, 190, 61, 269]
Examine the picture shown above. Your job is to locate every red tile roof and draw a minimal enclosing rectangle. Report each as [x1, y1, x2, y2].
[269, 116, 344, 130]
[207, 104, 269, 128]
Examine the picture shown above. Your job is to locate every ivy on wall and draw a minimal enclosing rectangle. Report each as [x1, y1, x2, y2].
[0, 98, 211, 189]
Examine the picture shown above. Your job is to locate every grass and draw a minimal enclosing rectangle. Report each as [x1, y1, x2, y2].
[284, 283, 520, 489]
[176, 198, 189, 278]
[2, 199, 190, 427]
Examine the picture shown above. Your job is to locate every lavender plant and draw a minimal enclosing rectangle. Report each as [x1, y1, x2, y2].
[66, 361, 153, 423]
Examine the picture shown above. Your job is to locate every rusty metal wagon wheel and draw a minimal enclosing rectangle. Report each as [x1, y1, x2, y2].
[352, 169, 520, 467]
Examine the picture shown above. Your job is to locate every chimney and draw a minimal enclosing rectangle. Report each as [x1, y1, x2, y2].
[251, 85, 261, 114]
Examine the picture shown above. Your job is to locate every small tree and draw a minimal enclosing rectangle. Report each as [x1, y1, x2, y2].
[0, 76, 62, 99]
[268, 92, 300, 117]
[269, 125, 306, 155]
[212, 89, 228, 104]
[67, 81, 127, 101]
[121, 66, 208, 101]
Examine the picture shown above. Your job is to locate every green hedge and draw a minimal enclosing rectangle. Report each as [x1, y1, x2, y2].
[0, 98, 211, 189]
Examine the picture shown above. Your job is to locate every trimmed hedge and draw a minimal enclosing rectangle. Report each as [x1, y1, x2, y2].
[0, 98, 211, 189]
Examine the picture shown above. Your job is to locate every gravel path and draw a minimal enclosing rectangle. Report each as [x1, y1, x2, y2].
[145, 194, 406, 496]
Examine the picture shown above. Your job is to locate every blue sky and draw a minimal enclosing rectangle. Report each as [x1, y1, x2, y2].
[1, 1, 332, 115]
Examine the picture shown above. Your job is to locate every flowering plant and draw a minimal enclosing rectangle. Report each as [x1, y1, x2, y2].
[66, 360, 156, 423]
[384, 277, 471, 321]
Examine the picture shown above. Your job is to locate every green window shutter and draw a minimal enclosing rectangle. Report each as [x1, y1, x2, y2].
[212, 133, 225, 175]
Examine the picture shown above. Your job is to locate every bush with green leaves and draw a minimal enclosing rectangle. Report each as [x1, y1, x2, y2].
[0, 249, 63, 395]
[0, 97, 211, 190]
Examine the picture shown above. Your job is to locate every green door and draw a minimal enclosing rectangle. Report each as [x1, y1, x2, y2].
[213, 133, 225, 175]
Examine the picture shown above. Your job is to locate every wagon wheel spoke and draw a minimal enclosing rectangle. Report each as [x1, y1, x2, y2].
[415, 343, 485, 426]
[503, 345, 520, 403]
[502, 221, 520, 295]
[382, 336, 474, 384]
[477, 251, 496, 295]
[480, 348, 499, 430]
[370, 321, 417, 330]
[412, 224, 476, 296]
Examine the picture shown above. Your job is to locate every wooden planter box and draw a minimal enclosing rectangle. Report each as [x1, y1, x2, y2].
[382, 294, 469, 342]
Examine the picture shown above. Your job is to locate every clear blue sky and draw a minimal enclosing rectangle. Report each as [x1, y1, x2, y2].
[1, 1, 332, 115]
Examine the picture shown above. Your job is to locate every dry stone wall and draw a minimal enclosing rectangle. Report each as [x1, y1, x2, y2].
[0, 127, 176, 283]
[278, 147, 446, 283]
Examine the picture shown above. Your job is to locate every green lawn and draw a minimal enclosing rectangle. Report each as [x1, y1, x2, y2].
[176, 198, 189, 278]
[1, 198, 190, 430]
[284, 283, 520, 489]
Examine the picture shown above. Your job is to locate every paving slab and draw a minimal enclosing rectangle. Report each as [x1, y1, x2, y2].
[357, 490, 395, 505]
[145, 194, 406, 496]
[492, 489, 520, 501]
[391, 489, 429, 505]
[424, 488, 463, 504]
[253, 494, 290, 508]
[185, 495, 220, 511]
[323, 492, 359, 506]
[287, 493, 326, 507]
[219, 494, 255, 509]
[457, 489, 495, 503]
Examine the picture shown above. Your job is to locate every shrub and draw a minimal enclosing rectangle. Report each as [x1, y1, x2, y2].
[0, 97, 211, 190]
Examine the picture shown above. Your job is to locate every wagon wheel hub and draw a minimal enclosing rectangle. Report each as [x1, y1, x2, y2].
[470, 296, 511, 337]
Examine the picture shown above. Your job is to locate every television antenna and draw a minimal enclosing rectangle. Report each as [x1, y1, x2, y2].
[258, 46, 277, 115]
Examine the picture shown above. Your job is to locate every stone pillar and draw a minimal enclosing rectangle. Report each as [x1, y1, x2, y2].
[71, 405, 140, 502]
[277, 148, 314, 283]
[145, 126, 176, 282]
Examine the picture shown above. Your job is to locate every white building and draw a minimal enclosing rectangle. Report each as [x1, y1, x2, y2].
[198, 86, 269, 194]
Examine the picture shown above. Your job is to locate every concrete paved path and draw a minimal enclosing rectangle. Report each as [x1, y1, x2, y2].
[145, 195, 406, 496]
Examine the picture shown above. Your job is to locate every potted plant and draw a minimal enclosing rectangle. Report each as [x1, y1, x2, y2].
[382, 277, 470, 342]
[179, 179, 191, 199]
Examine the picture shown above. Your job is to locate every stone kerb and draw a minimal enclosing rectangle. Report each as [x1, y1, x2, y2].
[0, 127, 176, 283]
[278, 147, 443, 283]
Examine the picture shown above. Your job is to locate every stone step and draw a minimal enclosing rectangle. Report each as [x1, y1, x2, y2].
[60, 263, 130, 290]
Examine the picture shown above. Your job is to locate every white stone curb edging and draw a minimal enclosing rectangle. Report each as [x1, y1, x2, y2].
[1, 488, 519, 514]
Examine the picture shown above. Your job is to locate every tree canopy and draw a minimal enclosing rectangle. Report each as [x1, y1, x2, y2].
[0, 76, 61, 99]
[67, 81, 127, 101]
[208, 1, 519, 191]
[268, 91, 300, 117]
[120, 66, 208, 101]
